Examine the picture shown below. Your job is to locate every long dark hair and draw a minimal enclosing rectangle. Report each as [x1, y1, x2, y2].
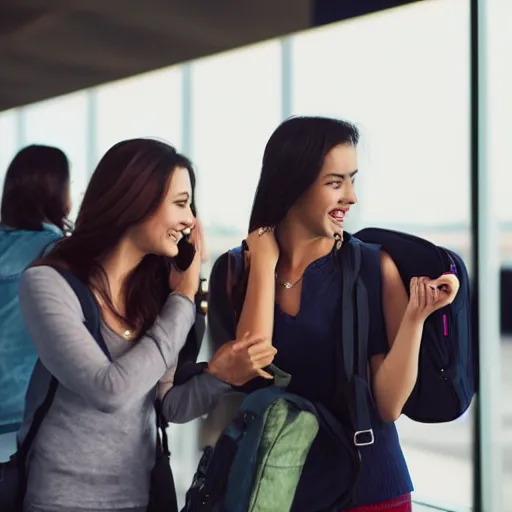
[41, 138, 196, 334]
[1, 144, 70, 231]
[249, 116, 359, 232]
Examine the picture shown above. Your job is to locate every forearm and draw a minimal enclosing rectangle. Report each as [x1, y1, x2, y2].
[236, 257, 276, 340]
[373, 311, 424, 422]
[161, 371, 232, 424]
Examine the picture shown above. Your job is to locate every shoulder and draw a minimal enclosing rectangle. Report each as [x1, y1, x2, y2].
[378, 250, 404, 293]
[351, 236, 400, 283]
[351, 238, 406, 307]
[26, 227, 63, 247]
[19, 266, 83, 316]
[37, 230, 62, 255]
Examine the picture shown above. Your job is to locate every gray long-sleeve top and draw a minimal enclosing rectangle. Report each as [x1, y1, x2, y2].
[18, 266, 196, 512]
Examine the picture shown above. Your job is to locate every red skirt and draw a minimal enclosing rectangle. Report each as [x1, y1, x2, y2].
[343, 493, 412, 512]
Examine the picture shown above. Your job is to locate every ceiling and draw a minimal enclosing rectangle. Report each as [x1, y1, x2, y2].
[0, 0, 311, 112]
[0, 0, 419, 112]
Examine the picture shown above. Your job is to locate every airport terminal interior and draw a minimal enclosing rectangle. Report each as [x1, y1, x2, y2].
[0, 0, 510, 510]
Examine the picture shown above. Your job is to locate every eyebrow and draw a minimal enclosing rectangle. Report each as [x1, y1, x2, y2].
[174, 191, 190, 200]
[324, 170, 358, 180]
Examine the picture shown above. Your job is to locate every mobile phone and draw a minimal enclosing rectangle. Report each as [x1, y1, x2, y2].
[174, 236, 196, 271]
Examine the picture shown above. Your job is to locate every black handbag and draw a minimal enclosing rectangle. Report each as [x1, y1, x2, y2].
[0, 376, 58, 512]
[0, 376, 177, 512]
[148, 402, 178, 512]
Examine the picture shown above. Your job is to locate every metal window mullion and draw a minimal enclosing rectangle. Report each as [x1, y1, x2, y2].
[471, 1, 503, 511]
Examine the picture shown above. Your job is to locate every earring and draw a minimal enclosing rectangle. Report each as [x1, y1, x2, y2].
[334, 232, 343, 250]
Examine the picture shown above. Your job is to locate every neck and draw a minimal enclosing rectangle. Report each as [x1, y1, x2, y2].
[99, 238, 145, 302]
[276, 218, 336, 274]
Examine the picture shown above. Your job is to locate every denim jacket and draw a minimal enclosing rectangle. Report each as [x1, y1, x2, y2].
[0, 223, 62, 432]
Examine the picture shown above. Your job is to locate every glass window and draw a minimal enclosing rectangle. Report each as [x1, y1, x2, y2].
[292, 0, 473, 509]
[167, 41, 282, 506]
[292, 0, 470, 232]
[0, 109, 20, 191]
[489, 1, 512, 509]
[94, 67, 183, 162]
[20, 91, 90, 220]
[191, 40, 282, 267]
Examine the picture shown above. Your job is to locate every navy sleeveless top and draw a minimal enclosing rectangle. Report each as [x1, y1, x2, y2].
[209, 243, 413, 507]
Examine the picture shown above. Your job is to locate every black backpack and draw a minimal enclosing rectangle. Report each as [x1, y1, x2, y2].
[355, 228, 476, 423]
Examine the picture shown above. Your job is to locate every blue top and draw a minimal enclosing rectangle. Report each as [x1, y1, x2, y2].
[209, 242, 413, 507]
[0, 223, 62, 431]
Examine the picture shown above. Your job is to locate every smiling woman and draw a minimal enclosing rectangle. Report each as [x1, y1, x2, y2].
[13, 138, 203, 512]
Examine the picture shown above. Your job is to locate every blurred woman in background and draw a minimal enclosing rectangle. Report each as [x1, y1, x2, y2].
[0, 144, 71, 432]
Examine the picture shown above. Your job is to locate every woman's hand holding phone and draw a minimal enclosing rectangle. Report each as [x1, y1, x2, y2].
[169, 220, 203, 302]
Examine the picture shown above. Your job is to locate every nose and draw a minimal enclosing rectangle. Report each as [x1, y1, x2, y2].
[182, 208, 196, 230]
[339, 180, 357, 206]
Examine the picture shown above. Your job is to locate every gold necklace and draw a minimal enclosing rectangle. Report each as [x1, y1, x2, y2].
[96, 297, 134, 341]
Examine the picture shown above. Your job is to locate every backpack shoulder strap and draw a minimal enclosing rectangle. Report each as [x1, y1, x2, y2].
[339, 237, 375, 447]
[17, 267, 109, 458]
[53, 268, 111, 359]
[16, 377, 57, 459]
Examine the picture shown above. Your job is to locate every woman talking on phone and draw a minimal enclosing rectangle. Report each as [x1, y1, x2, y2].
[16, 138, 271, 512]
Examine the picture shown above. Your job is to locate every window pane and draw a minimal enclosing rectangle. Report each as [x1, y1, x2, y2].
[168, 41, 282, 506]
[489, 0, 512, 508]
[292, 0, 472, 509]
[95, 67, 183, 161]
[191, 41, 282, 265]
[20, 92, 89, 220]
[292, 0, 470, 231]
[0, 110, 20, 191]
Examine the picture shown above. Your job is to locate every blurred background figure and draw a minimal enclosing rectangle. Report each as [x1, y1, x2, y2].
[0, 144, 71, 432]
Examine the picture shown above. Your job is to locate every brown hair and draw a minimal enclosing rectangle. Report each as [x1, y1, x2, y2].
[40, 138, 196, 334]
[1, 144, 70, 231]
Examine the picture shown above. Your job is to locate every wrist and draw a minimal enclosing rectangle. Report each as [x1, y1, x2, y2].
[173, 288, 196, 304]
[205, 364, 228, 384]
[250, 253, 278, 272]
[403, 306, 427, 326]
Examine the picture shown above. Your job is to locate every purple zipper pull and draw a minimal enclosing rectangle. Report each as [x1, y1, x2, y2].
[442, 314, 448, 336]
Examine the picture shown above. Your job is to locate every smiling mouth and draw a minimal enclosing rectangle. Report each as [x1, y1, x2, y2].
[329, 209, 347, 224]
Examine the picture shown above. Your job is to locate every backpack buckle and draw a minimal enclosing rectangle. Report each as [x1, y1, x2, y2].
[353, 429, 374, 447]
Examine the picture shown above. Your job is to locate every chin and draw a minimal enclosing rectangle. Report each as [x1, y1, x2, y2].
[327, 221, 344, 238]
[168, 247, 179, 258]
[157, 243, 179, 259]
